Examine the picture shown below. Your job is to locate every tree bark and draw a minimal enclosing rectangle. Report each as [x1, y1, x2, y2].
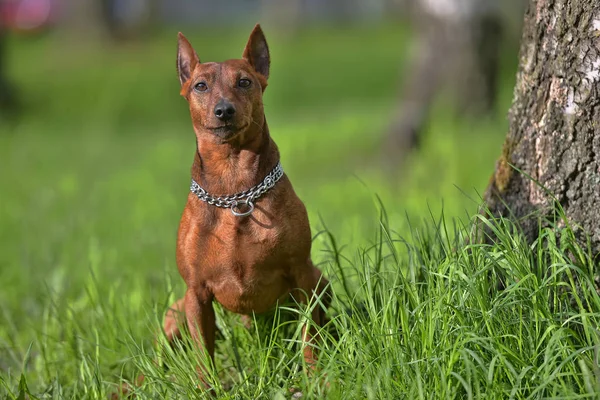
[484, 0, 600, 252]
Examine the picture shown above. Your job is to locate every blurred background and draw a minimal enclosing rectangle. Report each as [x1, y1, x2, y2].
[1, 0, 526, 361]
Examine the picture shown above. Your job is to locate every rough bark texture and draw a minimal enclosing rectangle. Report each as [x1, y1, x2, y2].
[485, 0, 600, 252]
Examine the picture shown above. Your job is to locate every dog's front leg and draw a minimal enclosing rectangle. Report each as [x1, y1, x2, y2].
[184, 287, 216, 387]
[293, 264, 331, 367]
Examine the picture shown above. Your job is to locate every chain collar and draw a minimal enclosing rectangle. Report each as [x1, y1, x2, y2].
[190, 162, 284, 217]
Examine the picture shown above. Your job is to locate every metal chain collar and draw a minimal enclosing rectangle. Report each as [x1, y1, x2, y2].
[190, 162, 284, 217]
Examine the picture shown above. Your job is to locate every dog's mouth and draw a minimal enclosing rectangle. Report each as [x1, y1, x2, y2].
[206, 124, 248, 140]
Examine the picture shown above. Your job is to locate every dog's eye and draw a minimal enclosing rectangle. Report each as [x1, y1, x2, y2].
[194, 82, 208, 92]
[238, 79, 251, 88]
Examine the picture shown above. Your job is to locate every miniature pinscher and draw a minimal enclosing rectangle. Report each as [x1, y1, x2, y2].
[164, 24, 330, 387]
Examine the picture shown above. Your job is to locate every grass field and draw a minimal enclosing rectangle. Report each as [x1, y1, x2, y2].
[2, 22, 600, 399]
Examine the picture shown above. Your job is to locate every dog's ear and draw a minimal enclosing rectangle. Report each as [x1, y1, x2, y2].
[177, 32, 199, 87]
[242, 24, 270, 80]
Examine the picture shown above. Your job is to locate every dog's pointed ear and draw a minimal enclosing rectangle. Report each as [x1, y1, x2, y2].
[242, 24, 270, 80]
[177, 32, 199, 87]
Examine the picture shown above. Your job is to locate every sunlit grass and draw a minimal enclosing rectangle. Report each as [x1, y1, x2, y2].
[3, 203, 600, 399]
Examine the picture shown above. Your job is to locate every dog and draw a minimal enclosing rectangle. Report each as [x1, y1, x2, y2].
[163, 24, 331, 388]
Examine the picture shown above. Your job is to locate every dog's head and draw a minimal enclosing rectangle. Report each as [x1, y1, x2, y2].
[177, 24, 270, 143]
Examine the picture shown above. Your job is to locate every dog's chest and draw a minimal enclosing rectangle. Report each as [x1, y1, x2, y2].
[201, 214, 296, 313]
[178, 191, 311, 313]
[210, 210, 291, 265]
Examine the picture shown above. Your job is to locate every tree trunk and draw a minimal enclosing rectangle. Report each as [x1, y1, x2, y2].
[484, 0, 600, 252]
[384, 0, 504, 161]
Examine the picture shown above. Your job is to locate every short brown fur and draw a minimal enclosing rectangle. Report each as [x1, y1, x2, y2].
[165, 24, 330, 387]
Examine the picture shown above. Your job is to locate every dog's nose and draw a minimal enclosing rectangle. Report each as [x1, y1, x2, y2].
[214, 100, 236, 121]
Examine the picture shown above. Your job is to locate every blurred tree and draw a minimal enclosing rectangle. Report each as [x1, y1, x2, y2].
[0, 17, 18, 119]
[485, 0, 600, 253]
[60, 0, 104, 38]
[384, 0, 507, 158]
[260, 0, 303, 37]
[100, 0, 156, 40]
[0, 0, 57, 121]
[60, 0, 155, 40]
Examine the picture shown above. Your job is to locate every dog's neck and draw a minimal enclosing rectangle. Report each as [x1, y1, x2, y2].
[191, 119, 279, 196]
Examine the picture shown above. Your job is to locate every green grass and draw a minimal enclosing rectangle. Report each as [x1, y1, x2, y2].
[4, 22, 598, 399]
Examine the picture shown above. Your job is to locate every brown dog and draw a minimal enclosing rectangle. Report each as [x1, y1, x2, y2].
[164, 24, 330, 386]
